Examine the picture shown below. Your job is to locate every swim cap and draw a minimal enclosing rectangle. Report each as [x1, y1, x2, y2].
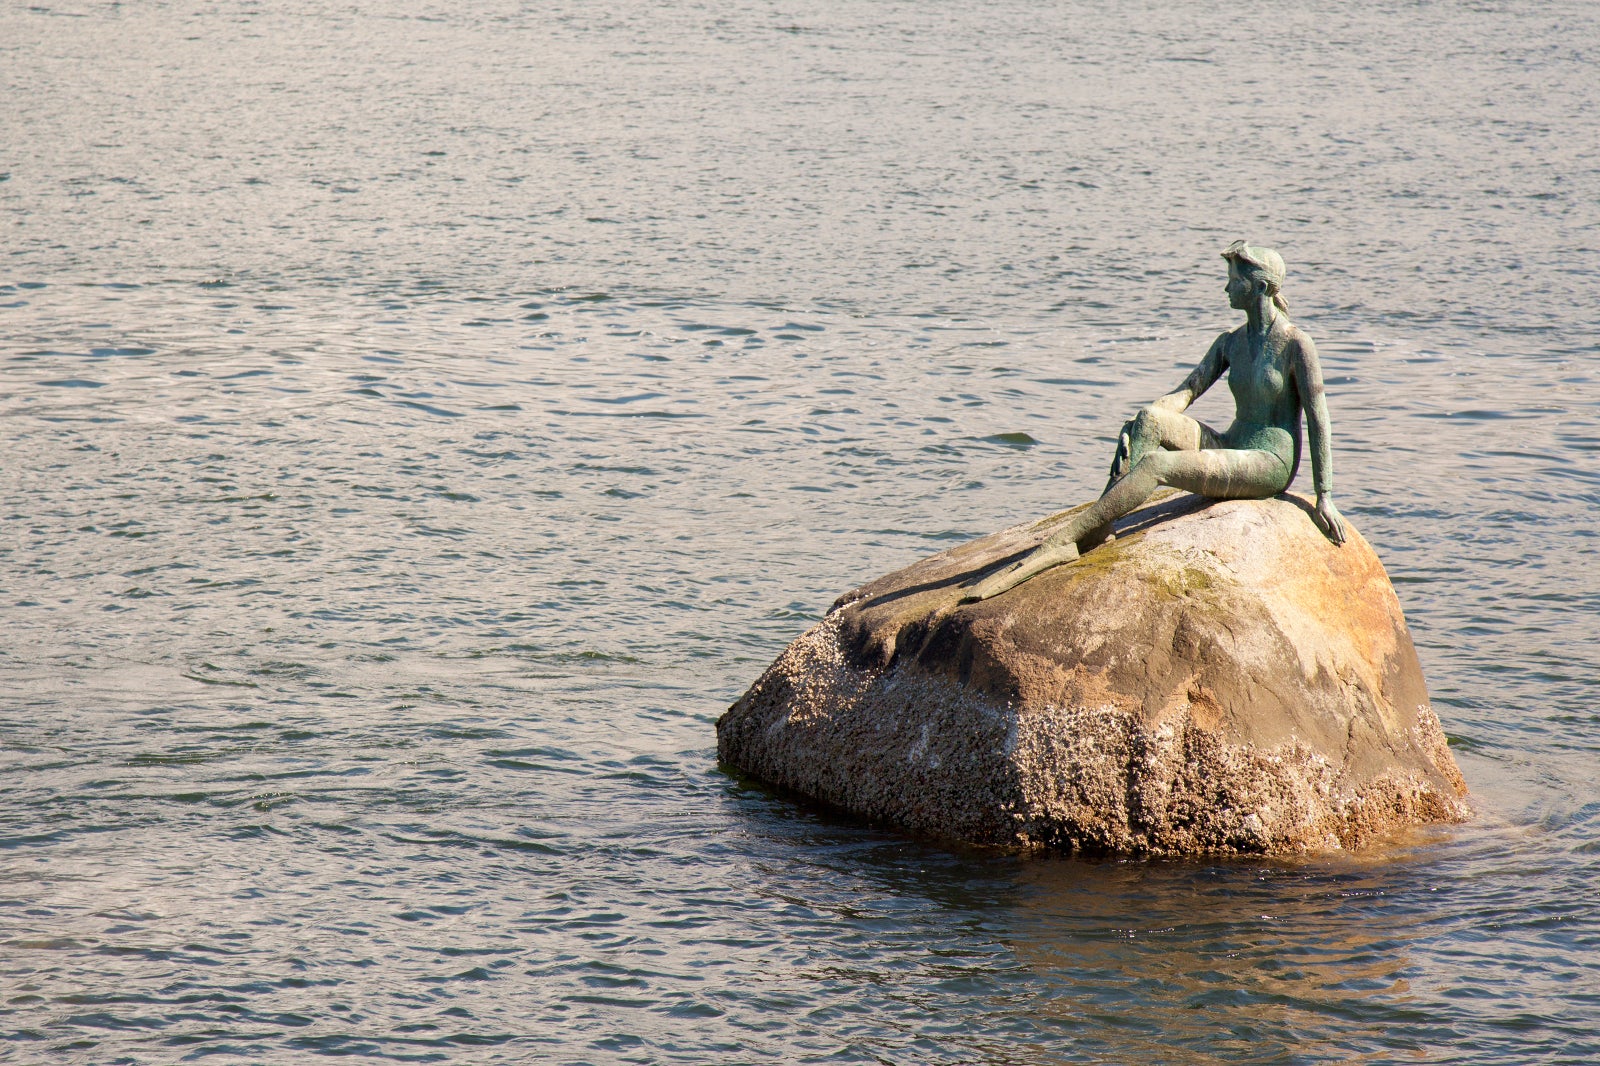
[1221, 240, 1286, 291]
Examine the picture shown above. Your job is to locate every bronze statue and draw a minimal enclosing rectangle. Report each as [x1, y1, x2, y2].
[965, 241, 1346, 602]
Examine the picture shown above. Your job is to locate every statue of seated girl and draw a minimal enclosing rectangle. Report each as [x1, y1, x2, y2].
[965, 240, 1346, 602]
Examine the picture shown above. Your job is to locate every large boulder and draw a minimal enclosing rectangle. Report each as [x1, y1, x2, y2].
[718, 492, 1469, 856]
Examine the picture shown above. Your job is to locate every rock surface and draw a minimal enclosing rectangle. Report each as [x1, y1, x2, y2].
[717, 492, 1470, 856]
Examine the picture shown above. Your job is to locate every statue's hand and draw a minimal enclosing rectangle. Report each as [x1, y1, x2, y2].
[1107, 422, 1135, 485]
[1315, 493, 1347, 545]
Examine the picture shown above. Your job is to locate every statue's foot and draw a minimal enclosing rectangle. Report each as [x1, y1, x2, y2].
[961, 540, 1080, 602]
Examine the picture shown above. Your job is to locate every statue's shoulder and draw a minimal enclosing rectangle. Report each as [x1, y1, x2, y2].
[1279, 319, 1316, 354]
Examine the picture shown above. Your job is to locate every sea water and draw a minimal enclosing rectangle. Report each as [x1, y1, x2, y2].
[3, 1, 1598, 1062]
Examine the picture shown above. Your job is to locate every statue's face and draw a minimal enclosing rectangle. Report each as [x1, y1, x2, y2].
[1225, 260, 1253, 310]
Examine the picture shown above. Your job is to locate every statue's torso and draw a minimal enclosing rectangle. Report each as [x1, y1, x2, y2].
[1220, 320, 1302, 469]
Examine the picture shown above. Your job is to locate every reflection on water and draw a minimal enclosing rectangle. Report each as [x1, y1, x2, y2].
[4, 0, 1600, 1062]
[1008, 858, 1430, 1064]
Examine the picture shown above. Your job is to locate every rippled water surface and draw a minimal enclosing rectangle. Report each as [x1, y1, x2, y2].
[4, 1, 1600, 1062]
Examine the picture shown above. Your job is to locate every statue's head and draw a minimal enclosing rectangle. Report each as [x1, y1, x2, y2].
[1221, 240, 1289, 313]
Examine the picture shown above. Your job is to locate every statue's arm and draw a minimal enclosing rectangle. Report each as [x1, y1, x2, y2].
[1151, 332, 1229, 413]
[1292, 332, 1347, 544]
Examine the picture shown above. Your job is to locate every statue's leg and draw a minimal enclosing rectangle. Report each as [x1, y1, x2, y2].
[1088, 447, 1290, 531]
[965, 447, 1287, 602]
[1107, 406, 1225, 488]
[1092, 407, 1225, 544]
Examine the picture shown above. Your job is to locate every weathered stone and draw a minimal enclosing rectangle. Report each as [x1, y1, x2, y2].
[717, 492, 1469, 856]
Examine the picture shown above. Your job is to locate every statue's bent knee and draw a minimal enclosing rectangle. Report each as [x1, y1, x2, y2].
[1115, 407, 1161, 471]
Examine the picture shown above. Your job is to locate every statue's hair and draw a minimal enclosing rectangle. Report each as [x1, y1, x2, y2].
[1222, 240, 1290, 315]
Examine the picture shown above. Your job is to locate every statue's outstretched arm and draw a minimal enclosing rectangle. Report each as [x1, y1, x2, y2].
[1151, 332, 1229, 413]
[1292, 333, 1346, 544]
